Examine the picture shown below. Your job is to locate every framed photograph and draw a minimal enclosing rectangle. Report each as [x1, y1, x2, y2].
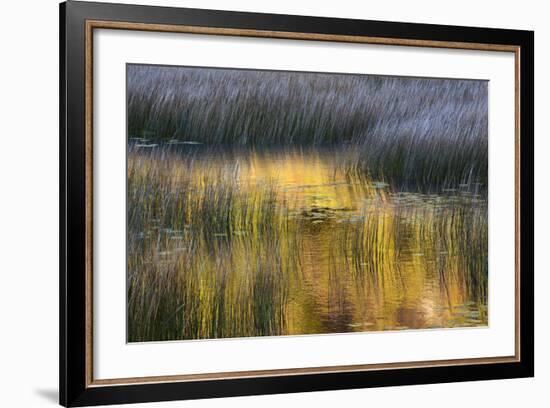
[60, 1, 534, 406]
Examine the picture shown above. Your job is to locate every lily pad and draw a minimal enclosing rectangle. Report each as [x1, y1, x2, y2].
[135, 143, 158, 148]
[371, 181, 390, 189]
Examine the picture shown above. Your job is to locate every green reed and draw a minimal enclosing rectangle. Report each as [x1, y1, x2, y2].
[127, 147, 300, 341]
[127, 146, 488, 341]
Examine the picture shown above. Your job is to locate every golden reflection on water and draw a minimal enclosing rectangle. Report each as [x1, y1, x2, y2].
[244, 150, 486, 332]
[127, 146, 488, 341]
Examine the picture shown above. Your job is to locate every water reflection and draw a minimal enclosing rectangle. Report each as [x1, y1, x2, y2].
[127, 145, 488, 341]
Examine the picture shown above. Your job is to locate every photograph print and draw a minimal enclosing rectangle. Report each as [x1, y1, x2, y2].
[126, 64, 488, 343]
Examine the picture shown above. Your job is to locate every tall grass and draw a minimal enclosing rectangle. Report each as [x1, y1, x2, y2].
[128, 64, 487, 190]
[323, 192, 488, 330]
[127, 147, 488, 341]
[127, 147, 299, 341]
[127, 64, 488, 341]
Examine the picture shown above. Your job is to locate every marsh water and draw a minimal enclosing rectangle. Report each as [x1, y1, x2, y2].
[127, 144, 488, 341]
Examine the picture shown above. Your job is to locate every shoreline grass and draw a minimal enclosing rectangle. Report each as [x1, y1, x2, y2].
[128, 65, 487, 191]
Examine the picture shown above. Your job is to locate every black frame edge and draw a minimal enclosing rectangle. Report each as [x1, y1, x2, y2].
[60, 1, 534, 406]
[59, 1, 67, 406]
[71, 362, 533, 407]
[519, 30, 535, 378]
[63, 1, 89, 405]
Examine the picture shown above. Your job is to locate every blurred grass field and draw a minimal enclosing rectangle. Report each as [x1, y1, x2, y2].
[126, 65, 488, 342]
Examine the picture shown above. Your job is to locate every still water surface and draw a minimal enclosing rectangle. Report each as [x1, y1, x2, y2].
[127, 145, 488, 341]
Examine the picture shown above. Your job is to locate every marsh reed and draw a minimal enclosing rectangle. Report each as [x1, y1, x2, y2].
[128, 65, 487, 191]
[127, 65, 488, 342]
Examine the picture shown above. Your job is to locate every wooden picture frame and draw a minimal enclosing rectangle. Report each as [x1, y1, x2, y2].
[60, 1, 534, 406]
